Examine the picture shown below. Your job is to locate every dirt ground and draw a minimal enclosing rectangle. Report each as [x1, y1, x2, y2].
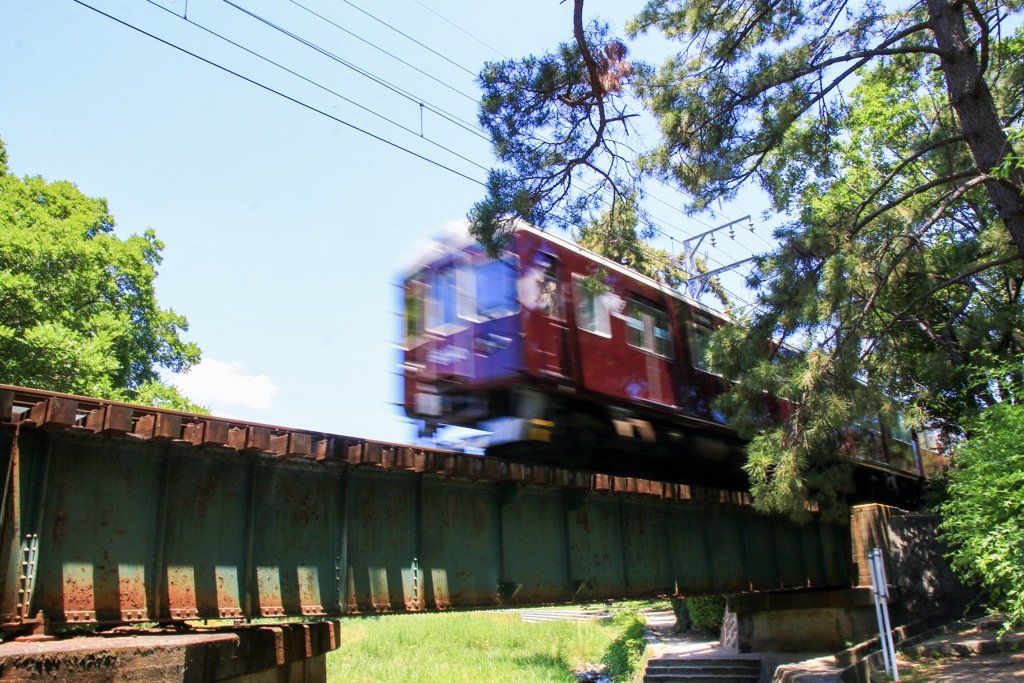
[874, 650, 1024, 682]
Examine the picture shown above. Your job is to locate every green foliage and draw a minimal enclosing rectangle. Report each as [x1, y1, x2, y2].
[577, 194, 689, 289]
[940, 374, 1024, 629]
[327, 610, 643, 683]
[709, 40, 1024, 516]
[602, 609, 648, 682]
[0, 137, 201, 405]
[470, 9, 643, 252]
[684, 595, 726, 635]
[133, 379, 209, 414]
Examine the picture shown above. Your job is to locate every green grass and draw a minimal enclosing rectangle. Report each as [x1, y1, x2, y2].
[327, 608, 649, 683]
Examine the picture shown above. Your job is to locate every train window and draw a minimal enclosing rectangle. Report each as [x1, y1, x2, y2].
[522, 253, 563, 319]
[403, 272, 426, 347]
[625, 298, 673, 358]
[689, 318, 713, 371]
[573, 275, 612, 337]
[476, 255, 518, 319]
[426, 267, 461, 332]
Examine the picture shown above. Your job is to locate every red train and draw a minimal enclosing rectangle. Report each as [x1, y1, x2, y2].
[399, 224, 929, 493]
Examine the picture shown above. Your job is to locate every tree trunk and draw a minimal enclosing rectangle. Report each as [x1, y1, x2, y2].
[927, 0, 1024, 257]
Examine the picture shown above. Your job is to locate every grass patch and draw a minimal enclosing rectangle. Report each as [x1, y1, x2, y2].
[327, 606, 651, 683]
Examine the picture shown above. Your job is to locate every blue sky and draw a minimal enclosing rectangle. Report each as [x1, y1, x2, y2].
[2, 0, 774, 443]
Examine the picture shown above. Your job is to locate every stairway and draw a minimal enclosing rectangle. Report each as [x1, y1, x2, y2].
[517, 609, 612, 623]
[643, 655, 763, 683]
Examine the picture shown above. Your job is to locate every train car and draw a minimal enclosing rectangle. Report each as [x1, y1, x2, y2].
[399, 223, 929, 492]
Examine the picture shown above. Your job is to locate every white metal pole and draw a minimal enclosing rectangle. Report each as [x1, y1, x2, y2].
[868, 549, 893, 677]
[870, 548, 899, 681]
[874, 549, 899, 681]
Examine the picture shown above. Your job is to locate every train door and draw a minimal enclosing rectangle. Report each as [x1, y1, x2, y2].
[522, 252, 572, 379]
[622, 296, 676, 406]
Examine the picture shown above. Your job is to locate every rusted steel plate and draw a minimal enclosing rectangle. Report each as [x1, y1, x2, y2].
[666, 506, 716, 594]
[742, 512, 781, 591]
[342, 469, 418, 614]
[620, 497, 673, 596]
[249, 462, 339, 618]
[706, 507, 747, 592]
[565, 494, 626, 601]
[773, 516, 808, 589]
[819, 518, 850, 586]
[0, 397, 857, 632]
[419, 478, 500, 610]
[160, 447, 250, 621]
[499, 486, 570, 604]
[35, 436, 162, 624]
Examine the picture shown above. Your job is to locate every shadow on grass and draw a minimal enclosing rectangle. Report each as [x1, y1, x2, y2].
[602, 612, 648, 682]
[511, 651, 575, 678]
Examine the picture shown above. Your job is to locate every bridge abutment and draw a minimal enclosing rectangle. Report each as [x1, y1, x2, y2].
[726, 504, 973, 654]
[728, 587, 879, 653]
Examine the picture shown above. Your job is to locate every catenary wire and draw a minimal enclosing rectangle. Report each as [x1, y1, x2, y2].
[71, 0, 486, 186]
[220, 0, 490, 142]
[324, 0, 776, 262]
[287, 0, 480, 102]
[141, 0, 490, 173]
[326, 0, 480, 78]
[413, 0, 508, 60]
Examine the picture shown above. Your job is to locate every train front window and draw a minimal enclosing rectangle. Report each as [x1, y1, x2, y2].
[404, 273, 426, 347]
[625, 297, 673, 358]
[426, 267, 459, 332]
[476, 256, 518, 319]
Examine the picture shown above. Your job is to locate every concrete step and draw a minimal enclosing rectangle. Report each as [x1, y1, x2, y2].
[644, 656, 761, 683]
[644, 676, 759, 683]
[518, 609, 612, 623]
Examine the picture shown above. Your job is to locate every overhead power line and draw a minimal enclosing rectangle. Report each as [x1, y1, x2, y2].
[219, 0, 488, 141]
[71, 0, 486, 186]
[327, 0, 480, 78]
[141, 0, 489, 173]
[287, 0, 480, 102]
[413, 0, 508, 60]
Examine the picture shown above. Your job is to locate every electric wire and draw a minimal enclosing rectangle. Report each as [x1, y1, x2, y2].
[326, 0, 479, 78]
[220, 0, 490, 142]
[413, 0, 508, 60]
[71, 0, 486, 186]
[287, 0, 480, 102]
[141, 0, 490, 174]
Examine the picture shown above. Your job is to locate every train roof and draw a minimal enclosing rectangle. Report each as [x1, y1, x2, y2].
[402, 220, 737, 327]
[512, 223, 735, 326]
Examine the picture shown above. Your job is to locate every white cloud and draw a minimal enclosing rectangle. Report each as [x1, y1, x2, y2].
[172, 358, 277, 413]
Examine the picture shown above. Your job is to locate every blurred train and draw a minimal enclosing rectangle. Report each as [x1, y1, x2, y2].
[399, 224, 935, 493]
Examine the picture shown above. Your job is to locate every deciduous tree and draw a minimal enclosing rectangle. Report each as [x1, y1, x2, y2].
[939, 368, 1024, 628]
[0, 138, 204, 410]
